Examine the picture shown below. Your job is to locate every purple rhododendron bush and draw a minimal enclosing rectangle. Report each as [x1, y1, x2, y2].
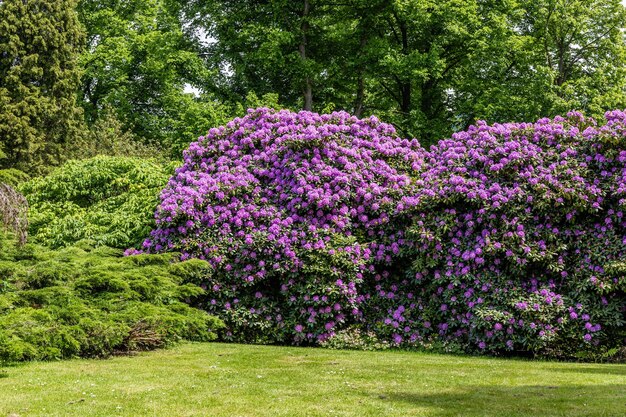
[377, 111, 625, 357]
[140, 108, 625, 358]
[140, 108, 424, 344]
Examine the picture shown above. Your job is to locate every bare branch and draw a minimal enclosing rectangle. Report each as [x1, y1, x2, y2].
[0, 183, 28, 246]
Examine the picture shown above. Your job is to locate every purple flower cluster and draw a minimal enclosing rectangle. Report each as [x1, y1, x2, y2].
[372, 111, 625, 354]
[142, 108, 626, 356]
[142, 108, 423, 343]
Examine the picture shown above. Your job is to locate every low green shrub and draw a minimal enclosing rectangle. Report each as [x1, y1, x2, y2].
[0, 233, 223, 363]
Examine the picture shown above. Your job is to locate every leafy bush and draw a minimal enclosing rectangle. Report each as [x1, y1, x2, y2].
[141, 108, 423, 344]
[143, 108, 625, 358]
[0, 233, 223, 362]
[0, 169, 29, 187]
[20, 156, 171, 249]
[75, 106, 166, 161]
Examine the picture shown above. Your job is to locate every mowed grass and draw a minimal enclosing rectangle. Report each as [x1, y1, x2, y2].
[0, 343, 624, 417]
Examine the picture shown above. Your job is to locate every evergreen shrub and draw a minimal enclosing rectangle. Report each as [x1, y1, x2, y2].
[0, 233, 223, 362]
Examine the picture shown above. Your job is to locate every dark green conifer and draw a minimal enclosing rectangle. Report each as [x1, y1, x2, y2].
[0, 0, 84, 173]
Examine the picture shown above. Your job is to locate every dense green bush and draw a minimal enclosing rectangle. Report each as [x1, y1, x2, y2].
[0, 233, 223, 362]
[0, 169, 29, 187]
[20, 156, 170, 249]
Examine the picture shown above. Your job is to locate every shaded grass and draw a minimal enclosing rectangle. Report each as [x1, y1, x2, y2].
[0, 343, 624, 416]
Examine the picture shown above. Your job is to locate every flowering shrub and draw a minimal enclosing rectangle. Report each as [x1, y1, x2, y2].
[371, 111, 625, 357]
[142, 108, 423, 343]
[143, 108, 625, 357]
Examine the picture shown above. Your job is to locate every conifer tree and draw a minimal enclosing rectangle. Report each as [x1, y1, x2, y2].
[0, 0, 84, 173]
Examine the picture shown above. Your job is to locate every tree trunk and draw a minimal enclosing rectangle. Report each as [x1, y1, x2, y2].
[401, 83, 411, 115]
[355, 74, 365, 117]
[399, 17, 411, 114]
[299, 0, 313, 111]
[354, 30, 368, 117]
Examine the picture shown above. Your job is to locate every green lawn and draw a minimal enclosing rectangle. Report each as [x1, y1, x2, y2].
[0, 343, 624, 417]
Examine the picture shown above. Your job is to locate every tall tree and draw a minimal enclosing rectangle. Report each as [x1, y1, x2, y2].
[0, 0, 85, 173]
[194, 0, 519, 142]
[77, 0, 226, 151]
[194, 0, 626, 145]
[194, 0, 338, 111]
[521, 0, 626, 118]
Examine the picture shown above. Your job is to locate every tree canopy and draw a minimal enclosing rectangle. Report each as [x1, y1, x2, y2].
[1, 0, 626, 169]
[191, 0, 626, 143]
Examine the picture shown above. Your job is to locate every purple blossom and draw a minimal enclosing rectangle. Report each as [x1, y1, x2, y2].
[138, 108, 626, 354]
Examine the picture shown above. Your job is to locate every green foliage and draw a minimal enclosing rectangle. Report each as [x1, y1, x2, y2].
[0, 170, 29, 187]
[77, 0, 231, 153]
[19, 156, 170, 249]
[190, 0, 626, 145]
[458, 0, 626, 129]
[0, 0, 86, 173]
[0, 233, 223, 363]
[3, 0, 619, 160]
[75, 106, 166, 160]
